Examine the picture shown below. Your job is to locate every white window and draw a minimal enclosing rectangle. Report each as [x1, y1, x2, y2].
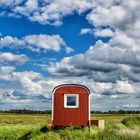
[64, 94, 79, 108]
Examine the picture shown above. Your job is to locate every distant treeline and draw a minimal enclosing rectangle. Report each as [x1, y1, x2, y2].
[0, 109, 140, 114]
[0, 109, 52, 114]
[91, 110, 140, 114]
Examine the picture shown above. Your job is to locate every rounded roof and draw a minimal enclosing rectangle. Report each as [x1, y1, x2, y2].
[52, 84, 90, 94]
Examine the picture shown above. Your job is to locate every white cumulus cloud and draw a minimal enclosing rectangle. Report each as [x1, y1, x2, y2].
[0, 0, 94, 26]
[0, 52, 28, 65]
[0, 34, 72, 53]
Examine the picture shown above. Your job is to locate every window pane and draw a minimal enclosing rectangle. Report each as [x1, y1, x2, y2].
[67, 96, 76, 106]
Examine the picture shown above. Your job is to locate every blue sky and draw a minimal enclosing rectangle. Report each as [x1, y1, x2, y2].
[0, 0, 140, 111]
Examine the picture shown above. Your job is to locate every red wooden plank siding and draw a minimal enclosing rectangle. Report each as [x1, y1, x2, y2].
[53, 85, 89, 126]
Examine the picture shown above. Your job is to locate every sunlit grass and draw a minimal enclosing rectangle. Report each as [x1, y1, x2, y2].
[0, 114, 139, 140]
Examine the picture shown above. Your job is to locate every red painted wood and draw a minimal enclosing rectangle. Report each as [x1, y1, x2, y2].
[53, 85, 89, 126]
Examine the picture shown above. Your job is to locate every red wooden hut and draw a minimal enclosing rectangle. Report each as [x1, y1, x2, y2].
[52, 84, 90, 127]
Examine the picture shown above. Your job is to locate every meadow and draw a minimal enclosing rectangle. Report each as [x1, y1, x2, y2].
[0, 114, 139, 140]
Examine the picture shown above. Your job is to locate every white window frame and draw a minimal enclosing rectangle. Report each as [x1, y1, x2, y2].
[64, 94, 79, 108]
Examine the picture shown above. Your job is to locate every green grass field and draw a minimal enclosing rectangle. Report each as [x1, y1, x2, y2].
[0, 114, 139, 140]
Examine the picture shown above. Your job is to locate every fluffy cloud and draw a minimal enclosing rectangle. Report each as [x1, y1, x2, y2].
[0, 0, 22, 6]
[87, 4, 126, 28]
[0, 66, 16, 74]
[0, 68, 139, 110]
[122, 104, 139, 108]
[0, 70, 47, 106]
[94, 28, 114, 37]
[0, 71, 94, 108]
[100, 80, 135, 95]
[46, 36, 140, 104]
[47, 40, 140, 82]
[0, 70, 36, 105]
[0, 34, 72, 53]
[80, 28, 92, 35]
[74, 0, 140, 83]
[0, 52, 28, 65]
[86, 0, 140, 50]
[11, 71, 43, 94]
[0, 0, 93, 26]
[80, 28, 114, 37]
[87, 0, 140, 29]
[0, 36, 24, 47]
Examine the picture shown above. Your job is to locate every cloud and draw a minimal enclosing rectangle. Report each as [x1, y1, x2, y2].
[0, 68, 139, 110]
[11, 71, 43, 94]
[65, 46, 74, 54]
[47, 40, 140, 83]
[0, 87, 50, 109]
[23, 34, 68, 52]
[114, 80, 135, 94]
[78, 0, 140, 86]
[0, 0, 21, 6]
[87, 4, 126, 28]
[92, 79, 138, 98]
[94, 28, 114, 37]
[0, 66, 16, 74]
[80, 28, 114, 37]
[0, 36, 24, 47]
[122, 104, 139, 108]
[101, 80, 135, 96]
[0, 34, 72, 53]
[115, 104, 140, 110]
[0, 71, 93, 108]
[0, 71, 46, 103]
[48, 0, 140, 85]
[86, 0, 140, 50]
[0, 0, 93, 26]
[80, 28, 92, 35]
[0, 52, 28, 65]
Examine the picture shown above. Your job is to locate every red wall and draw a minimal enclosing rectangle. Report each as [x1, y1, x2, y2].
[53, 85, 89, 126]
